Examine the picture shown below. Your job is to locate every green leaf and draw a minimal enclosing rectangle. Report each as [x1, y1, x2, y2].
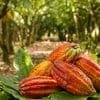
[13, 48, 34, 80]
[0, 75, 26, 100]
[92, 93, 100, 98]
[2, 86, 26, 100]
[89, 53, 98, 63]
[0, 75, 19, 91]
[88, 93, 100, 100]
[0, 91, 10, 100]
[42, 91, 88, 100]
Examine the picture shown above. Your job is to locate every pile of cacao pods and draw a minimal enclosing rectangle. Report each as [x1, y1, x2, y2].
[19, 42, 100, 99]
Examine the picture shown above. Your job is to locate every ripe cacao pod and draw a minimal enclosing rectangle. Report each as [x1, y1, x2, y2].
[76, 55, 100, 91]
[29, 60, 53, 77]
[51, 60, 96, 96]
[19, 76, 57, 98]
[48, 42, 80, 63]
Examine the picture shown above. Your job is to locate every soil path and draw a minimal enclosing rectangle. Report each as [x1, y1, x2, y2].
[0, 41, 66, 75]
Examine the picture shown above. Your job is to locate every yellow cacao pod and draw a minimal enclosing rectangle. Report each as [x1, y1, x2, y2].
[29, 60, 53, 77]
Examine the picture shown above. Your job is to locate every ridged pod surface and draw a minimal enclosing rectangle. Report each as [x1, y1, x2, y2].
[19, 76, 57, 98]
[51, 60, 96, 96]
[76, 55, 100, 91]
[48, 42, 80, 63]
[29, 60, 53, 76]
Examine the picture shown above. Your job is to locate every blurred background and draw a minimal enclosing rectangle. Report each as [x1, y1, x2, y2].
[0, 0, 100, 74]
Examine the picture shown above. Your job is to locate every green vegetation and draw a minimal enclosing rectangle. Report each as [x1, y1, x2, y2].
[0, 0, 100, 63]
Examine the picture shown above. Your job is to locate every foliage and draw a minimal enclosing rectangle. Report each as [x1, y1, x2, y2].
[0, 48, 34, 100]
[0, 0, 100, 41]
[43, 91, 100, 100]
[13, 48, 34, 80]
[0, 0, 100, 64]
[42, 91, 88, 100]
[0, 75, 26, 100]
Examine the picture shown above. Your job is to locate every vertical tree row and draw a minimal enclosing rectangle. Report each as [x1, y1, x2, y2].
[0, 0, 100, 63]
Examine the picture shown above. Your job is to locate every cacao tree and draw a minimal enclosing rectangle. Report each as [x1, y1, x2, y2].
[0, 0, 100, 63]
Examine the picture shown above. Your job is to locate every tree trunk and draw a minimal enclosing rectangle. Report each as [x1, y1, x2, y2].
[71, 1, 79, 41]
[88, 0, 99, 43]
[0, 20, 10, 64]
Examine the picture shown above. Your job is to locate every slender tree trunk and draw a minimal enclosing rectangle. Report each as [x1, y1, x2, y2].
[88, 0, 99, 43]
[0, 20, 10, 64]
[71, 1, 79, 41]
[17, 27, 24, 47]
[57, 26, 66, 41]
[26, 25, 35, 46]
[8, 22, 14, 54]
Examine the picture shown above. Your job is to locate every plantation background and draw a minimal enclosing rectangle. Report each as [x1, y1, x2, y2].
[0, 0, 100, 74]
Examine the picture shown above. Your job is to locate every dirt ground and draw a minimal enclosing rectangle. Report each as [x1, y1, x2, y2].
[0, 41, 99, 75]
[0, 41, 67, 75]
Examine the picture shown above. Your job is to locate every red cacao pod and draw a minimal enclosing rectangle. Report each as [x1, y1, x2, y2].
[76, 55, 100, 91]
[19, 76, 57, 98]
[51, 60, 96, 96]
[48, 42, 80, 63]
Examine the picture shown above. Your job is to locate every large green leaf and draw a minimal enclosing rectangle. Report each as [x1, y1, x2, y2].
[2, 86, 26, 100]
[0, 75, 19, 91]
[88, 93, 100, 100]
[0, 91, 10, 100]
[42, 91, 100, 100]
[0, 75, 26, 100]
[13, 48, 34, 80]
[42, 91, 88, 100]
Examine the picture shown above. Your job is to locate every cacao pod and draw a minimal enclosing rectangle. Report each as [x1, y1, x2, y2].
[19, 76, 57, 98]
[51, 60, 96, 96]
[48, 42, 80, 63]
[76, 55, 100, 91]
[29, 60, 53, 77]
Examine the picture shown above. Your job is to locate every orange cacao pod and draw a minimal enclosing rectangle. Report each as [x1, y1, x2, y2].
[76, 55, 100, 91]
[48, 42, 80, 63]
[19, 76, 57, 98]
[51, 60, 96, 96]
[29, 60, 53, 77]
